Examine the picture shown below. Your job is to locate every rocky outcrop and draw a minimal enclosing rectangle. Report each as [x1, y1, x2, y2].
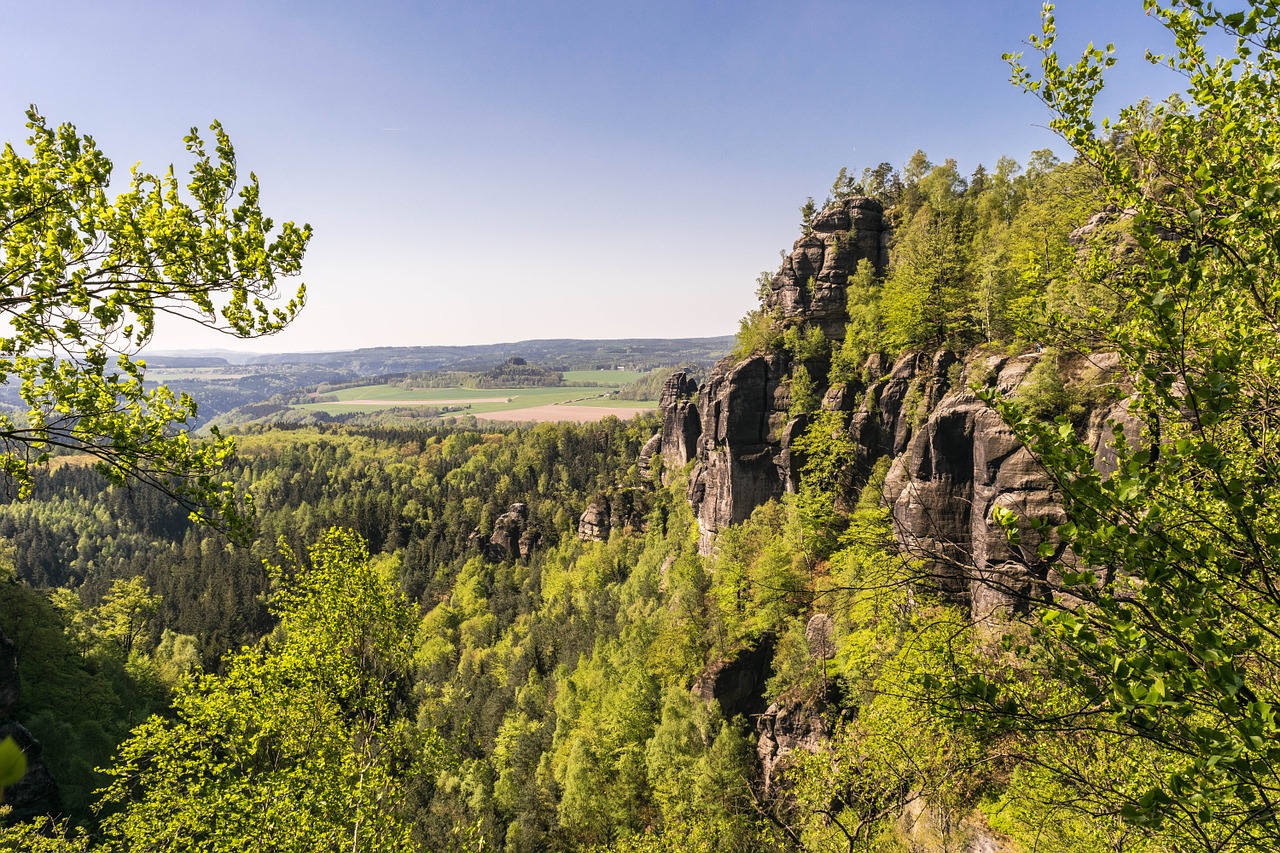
[658, 190, 1133, 623]
[472, 503, 540, 562]
[764, 196, 890, 338]
[638, 432, 662, 481]
[756, 695, 829, 794]
[668, 198, 895, 550]
[577, 501, 610, 542]
[577, 491, 650, 542]
[668, 342, 1129, 618]
[883, 352, 1132, 617]
[658, 370, 701, 477]
[0, 722, 59, 822]
[686, 354, 792, 552]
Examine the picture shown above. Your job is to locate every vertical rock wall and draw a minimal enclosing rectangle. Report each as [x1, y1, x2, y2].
[676, 197, 892, 550]
[656, 194, 1135, 621]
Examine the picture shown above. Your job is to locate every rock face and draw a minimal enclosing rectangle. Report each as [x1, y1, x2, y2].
[577, 501, 610, 542]
[883, 352, 1133, 617]
[638, 432, 662, 481]
[669, 198, 894, 550]
[663, 341, 1130, 613]
[686, 354, 793, 551]
[578, 491, 649, 542]
[764, 196, 891, 338]
[656, 198, 1132, 616]
[472, 503, 539, 562]
[756, 696, 829, 794]
[658, 370, 701, 477]
[692, 637, 775, 720]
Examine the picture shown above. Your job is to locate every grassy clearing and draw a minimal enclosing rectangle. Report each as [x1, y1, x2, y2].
[293, 381, 653, 421]
[561, 369, 646, 385]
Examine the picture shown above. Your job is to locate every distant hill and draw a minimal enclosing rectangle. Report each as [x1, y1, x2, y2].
[125, 337, 735, 427]
[206, 336, 735, 375]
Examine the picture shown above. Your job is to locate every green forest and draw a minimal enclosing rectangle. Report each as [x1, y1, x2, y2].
[3, 2, 1280, 851]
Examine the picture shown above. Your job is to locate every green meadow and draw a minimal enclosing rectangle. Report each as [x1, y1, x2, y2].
[294, 370, 658, 420]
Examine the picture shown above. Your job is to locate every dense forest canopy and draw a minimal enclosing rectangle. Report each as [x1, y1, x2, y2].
[4, 1, 1280, 851]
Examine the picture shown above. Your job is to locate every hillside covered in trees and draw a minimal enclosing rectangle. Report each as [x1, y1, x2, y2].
[3, 2, 1280, 852]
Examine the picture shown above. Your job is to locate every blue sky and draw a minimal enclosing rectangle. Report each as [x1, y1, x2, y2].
[0, 1, 1185, 352]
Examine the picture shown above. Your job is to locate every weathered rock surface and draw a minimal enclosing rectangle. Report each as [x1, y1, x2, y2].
[577, 500, 610, 542]
[805, 613, 835, 660]
[686, 354, 792, 552]
[883, 352, 1131, 617]
[658, 370, 701, 477]
[756, 696, 829, 794]
[472, 503, 539, 562]
[577, 491, 649, 542]
[765, 196, 891, 338]
[638, 432, 662, 481]
[670, 198, 896, 549]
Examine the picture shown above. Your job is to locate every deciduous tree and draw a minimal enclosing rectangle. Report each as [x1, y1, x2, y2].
[0, 108, 309, 536]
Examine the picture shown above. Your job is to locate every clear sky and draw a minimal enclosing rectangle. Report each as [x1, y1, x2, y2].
[0, 1, 1187, 353]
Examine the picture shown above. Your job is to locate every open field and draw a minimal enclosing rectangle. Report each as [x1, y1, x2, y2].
[341, 397, 511, 406]
[561, 369, 647, 385]
[472, 405, 654, 423]
[294, 379, 656, 422]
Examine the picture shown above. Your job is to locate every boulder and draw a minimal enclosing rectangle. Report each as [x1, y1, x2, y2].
[488, 503, 528, 561]
[756, 696, 828, 794]
[578, 500, 610, 542]
[805, 613, 835, 660]
[638, 431, 662, 481]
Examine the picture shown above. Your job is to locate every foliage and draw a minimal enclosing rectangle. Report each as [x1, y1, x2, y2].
[0, 809, 90, 853]
[787, 365, 818, 418]
[616, 366, 705, 401]
[731, 308, 781, 360]
[0, 570, 168, 821]
[955, 1, 1280, 848]
[0, 108, 309, 536]
[830, 260, 883, 382]
[96, 528, 428, 851]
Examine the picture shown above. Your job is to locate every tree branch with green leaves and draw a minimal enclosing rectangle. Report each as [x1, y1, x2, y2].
[0, 107, 309, 539]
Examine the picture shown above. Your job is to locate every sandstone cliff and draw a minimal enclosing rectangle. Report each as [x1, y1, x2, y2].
[660, 196, 1131, 618]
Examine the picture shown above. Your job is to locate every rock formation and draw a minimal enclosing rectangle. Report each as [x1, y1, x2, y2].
[658, 369, 700, 476]
[675, 197, 893, 551]
[764, 196, 891, 338]
[577, 501, 610, 541]
[472, 503, 540, 562]
[657, 194, 1132, 619]
[686, 353, 793, 551]
[756, 696, 830, 794]
[884, 351, 1134, 617]
[692, 637, 775, 720]
[577, 491, 649, 542]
